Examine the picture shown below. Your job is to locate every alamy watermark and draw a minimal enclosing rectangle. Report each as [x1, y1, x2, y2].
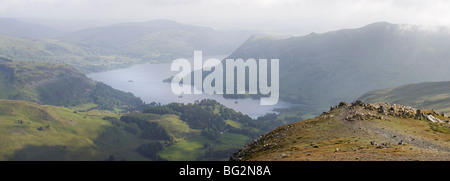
[171, 51, 279, 105]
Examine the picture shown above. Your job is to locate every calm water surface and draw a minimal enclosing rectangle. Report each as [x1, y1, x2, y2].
[88, 55, 294, 118]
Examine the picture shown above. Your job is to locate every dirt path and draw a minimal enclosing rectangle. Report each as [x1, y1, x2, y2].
[339, 108, 450, 152]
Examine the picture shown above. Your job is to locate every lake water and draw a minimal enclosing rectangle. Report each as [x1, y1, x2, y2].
[87, 55, 295, 118]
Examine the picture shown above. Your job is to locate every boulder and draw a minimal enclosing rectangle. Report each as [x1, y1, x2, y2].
[425, 114, 443, 123]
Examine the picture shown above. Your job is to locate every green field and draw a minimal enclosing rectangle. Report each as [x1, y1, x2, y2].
[158, 136, 211, 161]
[150, 114, 190, 141]
[225, 119, 244, 129]
[0, 99, 149, 160]
[158, 132, 250, 161]
[215, 133, 250, 151]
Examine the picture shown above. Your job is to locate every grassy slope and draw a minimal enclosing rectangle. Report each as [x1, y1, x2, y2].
[232, 102, 450, 161]
[0, 99, 149, 161]
[158, 136, 210, 161]
[360, 81, 450, 114]
[158, 133, 249, 161]
[0, 99, 254, 161]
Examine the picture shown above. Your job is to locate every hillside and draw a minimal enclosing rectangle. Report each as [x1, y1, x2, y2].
[0, 99, 147, 160]
[226, 22, 450, 110]
[60, 19, 251, 61]
[230, 101, 450, 161]
[139, 99, 284, 160]
[0, 18, 250, 73]
[0, 61, 143, 111]
[0, 18, 61, 39]
[359, 81, 450, 114]
[0, 99, 283, 161]
[0, 35, 142, 73]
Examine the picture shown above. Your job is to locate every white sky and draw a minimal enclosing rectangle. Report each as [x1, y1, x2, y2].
[1, 0, 450, 35]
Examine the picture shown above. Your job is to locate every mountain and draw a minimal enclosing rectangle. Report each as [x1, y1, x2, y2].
[359, 81, 450, 114]
[0, 35, 142, 73]
[0, 99, 283, 161]
[226, 22, 450, 109]
[0, 18, 61, 39]
[230, 101, 450, 161]
[0, 18, 251, 73]
[60, 19, 251, 61]
[0, 60, 143, 111]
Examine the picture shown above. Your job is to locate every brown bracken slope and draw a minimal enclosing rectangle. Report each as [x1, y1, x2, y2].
[230, 101, 450, 161]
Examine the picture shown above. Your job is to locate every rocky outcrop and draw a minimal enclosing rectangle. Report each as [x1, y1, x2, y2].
[424, 114, 444, 123]
[345, 100, 448, 123]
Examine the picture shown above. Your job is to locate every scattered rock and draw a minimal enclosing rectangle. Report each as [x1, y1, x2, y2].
[425, 114, 443, 123]
[376, 143, 391, 149]
[338, 102, 348, 107]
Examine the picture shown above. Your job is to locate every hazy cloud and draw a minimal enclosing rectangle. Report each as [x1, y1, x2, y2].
[1, 0, 450, 35]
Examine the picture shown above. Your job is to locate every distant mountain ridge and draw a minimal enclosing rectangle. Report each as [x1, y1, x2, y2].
[0, 18, 62, 38]
[0, 34, 144, 73]
[0, 18, 251, 73]
[60, 19, 251, 60]
[227, 22, 450, 109]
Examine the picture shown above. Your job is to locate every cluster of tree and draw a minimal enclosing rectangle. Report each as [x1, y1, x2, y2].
[202, 148, 239, 160]
[111, 99, 301, 160]
[143, 106, 180, 115]
[180, 106, 225, 129]
[135, 142, 166, 161]
[165, 100, 229, 140]
[141, 99, 285, 141]
[104, 99, 302, 160]
[102, 116, 138, 135]
[103, 115, 171, 141]
[120, 116, 171, 141]
[91, 82, 144, 111]
[102, 116, 171, 160]
[201, 125, 222, 140]
[251, 113, 285, 133]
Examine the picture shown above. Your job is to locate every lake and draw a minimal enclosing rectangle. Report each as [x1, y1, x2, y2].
[87, 55, 295, 118]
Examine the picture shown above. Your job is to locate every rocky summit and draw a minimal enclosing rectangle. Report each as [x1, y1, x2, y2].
[231, 101, 450, 161]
